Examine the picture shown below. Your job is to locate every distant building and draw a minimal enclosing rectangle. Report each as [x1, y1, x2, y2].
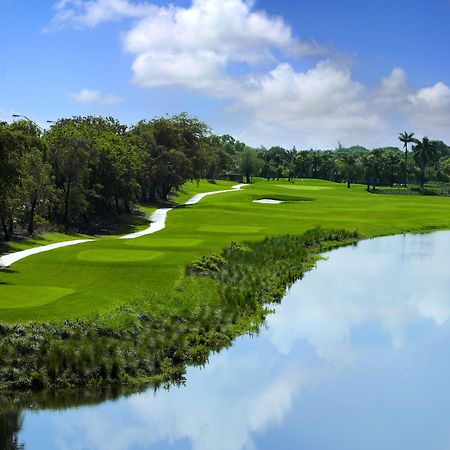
[223, 171, 244, 183]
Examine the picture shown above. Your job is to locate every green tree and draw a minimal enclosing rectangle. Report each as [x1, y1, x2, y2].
[398, 131, 415, 187]
[294, 151, 312, 178]
[339, 153, 356, 188]
[46, 126, 91, 232]
[239, 147, 258, 183]
[412, 137, 439, 189]
[311, 151, 321, 178]
[22, 148, 54, 234]
[360, 153, 376, 191]
[130, 114, 209, 202]
[0, 127, 23, 240]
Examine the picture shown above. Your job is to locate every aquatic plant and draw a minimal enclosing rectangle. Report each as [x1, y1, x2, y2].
[0, 228, 359, 393]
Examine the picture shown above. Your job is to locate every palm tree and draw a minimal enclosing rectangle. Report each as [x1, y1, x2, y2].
[412, 137, 439, 189]
[339, 153, 356, 188]
[360, 153, 376, 191]
[398, 131, 415, 187]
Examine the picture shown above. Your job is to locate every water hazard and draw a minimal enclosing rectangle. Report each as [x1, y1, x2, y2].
[9, 231, 450, 449]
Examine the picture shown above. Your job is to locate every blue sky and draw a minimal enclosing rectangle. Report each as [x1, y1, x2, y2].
[1, 0, 450, 148]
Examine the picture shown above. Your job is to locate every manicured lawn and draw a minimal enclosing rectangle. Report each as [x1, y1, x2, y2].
[0, 204, 159, 258]
[0, 178, 449, 323]
[2, 232, 91, 254]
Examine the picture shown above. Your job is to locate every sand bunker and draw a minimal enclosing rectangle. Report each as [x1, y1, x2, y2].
[252, 199, 284, 204]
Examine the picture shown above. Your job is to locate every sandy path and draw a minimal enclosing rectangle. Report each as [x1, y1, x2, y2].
[120, 183, 247, 240]
[0, 184, 247, 268]
[0, 240, 93, 269]
[119, 208, 173, 240]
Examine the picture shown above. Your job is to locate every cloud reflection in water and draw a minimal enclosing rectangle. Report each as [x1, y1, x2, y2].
[23, 231, 450, 450]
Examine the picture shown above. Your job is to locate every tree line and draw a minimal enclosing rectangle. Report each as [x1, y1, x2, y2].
[1, 114, 449, 242]
[242, 136, 450, 190]
[0, 114, 253, 241]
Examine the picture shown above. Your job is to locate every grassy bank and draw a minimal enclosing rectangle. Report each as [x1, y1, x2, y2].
[0, 177, 449, 392]
[0, 205, 158, 257]
[1, 178, 449, 323]
[0, 228, 358, 392]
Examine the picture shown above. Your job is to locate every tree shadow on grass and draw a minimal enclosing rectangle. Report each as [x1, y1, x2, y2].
[0, 268, 18, 275]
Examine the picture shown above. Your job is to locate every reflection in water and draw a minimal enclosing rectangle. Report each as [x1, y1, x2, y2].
[0, 411, 24, 450]
[16, 231, 450, 449]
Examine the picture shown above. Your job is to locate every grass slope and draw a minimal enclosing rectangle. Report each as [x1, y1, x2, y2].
[0, 178, 449, 323]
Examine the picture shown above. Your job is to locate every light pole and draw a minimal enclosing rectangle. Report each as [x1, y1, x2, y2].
[12, 114, 54, 134]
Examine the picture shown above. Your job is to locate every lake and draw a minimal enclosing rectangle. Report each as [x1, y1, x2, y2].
[9, 231, 450, 449]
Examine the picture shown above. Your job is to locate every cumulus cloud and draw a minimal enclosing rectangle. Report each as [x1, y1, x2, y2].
[69, 88, 124, 104]
[122, 0, 323, 96]
[236, 61, 384, 144]
[371, 69, 450, 138]
[48, 0, 450, 147]
[374, 67, 410, 109]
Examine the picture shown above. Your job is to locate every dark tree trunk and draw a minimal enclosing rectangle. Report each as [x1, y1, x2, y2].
[1, 218, 10, 242]
[246, 175, 251, 184]
[420, 163, 425, 189]
[8, 217, 13, 236]
[148, 187, 156, 203]
[27, 195, 38, 235]
[64, 180, 71, 233]
[114, 195, 121, 215]
[404, 148, 408, 187]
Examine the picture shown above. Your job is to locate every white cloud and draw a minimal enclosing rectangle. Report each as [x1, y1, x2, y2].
[69, 88, 124, 104]
[122, 0, 322, 96]
[236, 60, 384, 146]
[406, 82, 450, 132]
[47, 0, 156, 29]
[374, 67, 410, 109]
[409, 81, 450, 110]
[48, 0, 450, 147]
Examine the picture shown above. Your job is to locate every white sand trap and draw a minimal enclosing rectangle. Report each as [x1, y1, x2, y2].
[0, 239, 93, 269]
[0, 183, 249, 268]
[253, 199, 284, 204]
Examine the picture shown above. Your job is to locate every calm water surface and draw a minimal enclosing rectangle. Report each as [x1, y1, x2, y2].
[16, 231, 450, 449]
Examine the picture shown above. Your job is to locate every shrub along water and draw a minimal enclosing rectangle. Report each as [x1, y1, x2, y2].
[0, 228, 359, 393]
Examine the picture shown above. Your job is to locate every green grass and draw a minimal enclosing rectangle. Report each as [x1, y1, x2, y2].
[1, 177, 449, 323]
[1, 232, 91, 254]
[0, 204, 157, 257]
[171, 179, 237, 204]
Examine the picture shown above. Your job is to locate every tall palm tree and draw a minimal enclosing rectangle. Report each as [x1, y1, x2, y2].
[412, 137, 439, 189]
[360, 153, 376, 191]
[398, 131, 415, 187]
